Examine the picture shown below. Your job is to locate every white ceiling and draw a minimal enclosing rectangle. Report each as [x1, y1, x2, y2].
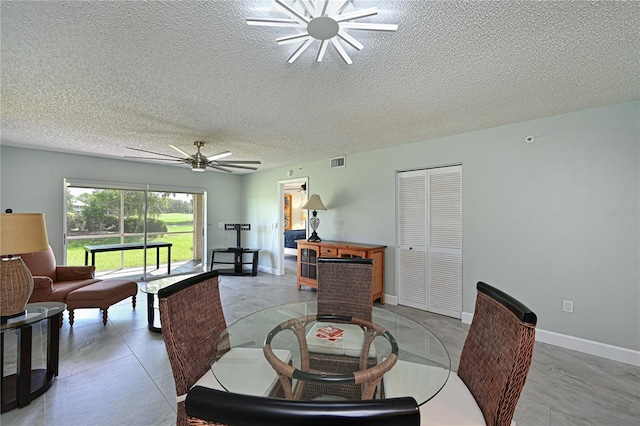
[1, 1, 638, 174]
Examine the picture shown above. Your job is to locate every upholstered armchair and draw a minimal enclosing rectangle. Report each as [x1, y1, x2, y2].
[19, 245, 101, 303]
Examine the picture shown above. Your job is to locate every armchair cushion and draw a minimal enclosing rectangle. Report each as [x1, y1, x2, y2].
[20, 246, 57, 281]
[57, 265, 96, 281]
[30, 276, 54, 302]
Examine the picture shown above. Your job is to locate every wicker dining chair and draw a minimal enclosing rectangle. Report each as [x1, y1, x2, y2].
[158, 271, 226, 426]
[185, 385, 420, 426]
[316, 257, 373, 321]
[160, 271, 289, 426]
[389, 281, 537, 426]
[303, 258, 379, 399]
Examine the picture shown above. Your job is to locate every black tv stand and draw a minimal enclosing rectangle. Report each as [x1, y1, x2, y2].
[210, 224, 258, 276]
[225, 223, 250, 248]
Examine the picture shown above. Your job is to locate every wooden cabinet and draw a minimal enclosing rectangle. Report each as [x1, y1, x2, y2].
[296, 240, 386, 304]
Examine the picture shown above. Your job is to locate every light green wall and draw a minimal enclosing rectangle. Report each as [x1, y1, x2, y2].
[242, 101, 639, 351]
[1, 101, 638, 351]
[0, 147, 244, 261]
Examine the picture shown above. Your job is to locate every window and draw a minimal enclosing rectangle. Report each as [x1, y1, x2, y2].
[64, 179, 206, 280]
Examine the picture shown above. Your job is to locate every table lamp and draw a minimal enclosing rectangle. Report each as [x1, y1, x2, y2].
[301, 194, 327, 242]
[0, 211, 49, 321]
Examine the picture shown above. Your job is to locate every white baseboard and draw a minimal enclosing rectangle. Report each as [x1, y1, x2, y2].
[461, 311, 640, 367]
[384, 294, 398, 305]
[258, 265, 278, 275]
[461, 311, 473, 325]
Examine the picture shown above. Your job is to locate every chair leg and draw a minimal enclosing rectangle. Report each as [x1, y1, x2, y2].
[69, 310, 75, 327]
[132, 295, 136, 310]
[102, 309, 108, 325]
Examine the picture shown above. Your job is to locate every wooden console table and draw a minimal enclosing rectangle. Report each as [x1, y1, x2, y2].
[296, 240, 386, 304]
[210, 248, 259, 276]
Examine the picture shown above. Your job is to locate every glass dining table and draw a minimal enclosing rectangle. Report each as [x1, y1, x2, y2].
[210, 301, 451, 405]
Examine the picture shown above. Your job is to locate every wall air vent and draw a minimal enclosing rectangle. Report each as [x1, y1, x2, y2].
[330, 156, 346, 169]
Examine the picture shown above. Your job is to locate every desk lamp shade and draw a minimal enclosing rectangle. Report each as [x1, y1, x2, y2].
[301, 194, 327, 242]
[0, 213, 49, 320]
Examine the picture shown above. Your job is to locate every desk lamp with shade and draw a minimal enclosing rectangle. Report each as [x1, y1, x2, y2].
[301, 194, 327, 242]
[0, 210, 50, 321]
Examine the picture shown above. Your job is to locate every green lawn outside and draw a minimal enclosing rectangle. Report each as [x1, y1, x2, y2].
[66, 213, 195, 271]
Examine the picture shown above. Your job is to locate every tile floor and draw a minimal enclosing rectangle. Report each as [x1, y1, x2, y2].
[1, 259, 639, 425]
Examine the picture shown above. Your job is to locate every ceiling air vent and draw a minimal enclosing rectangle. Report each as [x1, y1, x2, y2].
[330, 156, 346, 169]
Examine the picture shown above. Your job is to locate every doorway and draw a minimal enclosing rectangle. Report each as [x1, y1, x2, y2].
[277, 178, 309, 276]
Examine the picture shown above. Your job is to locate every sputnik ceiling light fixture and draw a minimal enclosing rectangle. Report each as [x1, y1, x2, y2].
[247, 0, 398, 65]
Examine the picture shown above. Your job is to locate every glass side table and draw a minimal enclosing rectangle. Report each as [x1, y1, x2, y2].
[141, 274, 198, 333]
[1, 302, 66, 413]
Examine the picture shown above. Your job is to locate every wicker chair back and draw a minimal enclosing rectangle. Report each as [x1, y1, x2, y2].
[317, 258, 373, 320]
[458, 281, 537, 426]
[158, 271, 224, 426]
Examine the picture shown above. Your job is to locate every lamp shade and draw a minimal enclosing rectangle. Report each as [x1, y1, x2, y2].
[0, 213, 49, 256]
[302, 194, 327, 211]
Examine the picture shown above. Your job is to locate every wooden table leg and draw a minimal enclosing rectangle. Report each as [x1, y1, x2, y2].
[17, 326, 32, 408]
[47, 313, 61, 377]
[167, 246, 171, 274]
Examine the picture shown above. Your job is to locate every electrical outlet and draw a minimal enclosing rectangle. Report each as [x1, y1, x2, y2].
[563, 300, 574, 313]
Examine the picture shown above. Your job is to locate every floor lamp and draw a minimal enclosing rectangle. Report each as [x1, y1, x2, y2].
[0, 211, 50, 321]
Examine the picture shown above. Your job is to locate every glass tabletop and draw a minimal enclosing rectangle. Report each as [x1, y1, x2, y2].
[1, 302, 66, 331]
[210, 301, 450, 405]
[141, 273, 198, 294]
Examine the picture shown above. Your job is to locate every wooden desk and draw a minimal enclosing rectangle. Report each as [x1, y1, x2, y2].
[83, 242, 172, 273]
[210, 248, 259, 276]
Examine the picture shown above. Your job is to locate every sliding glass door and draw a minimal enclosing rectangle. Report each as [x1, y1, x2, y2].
[64, 179, 205, 281]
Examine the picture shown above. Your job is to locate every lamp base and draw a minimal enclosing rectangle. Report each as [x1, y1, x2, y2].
[307, 231, 322, 242]
[0, 257, 34, 319]
[1, 311, 27, 323]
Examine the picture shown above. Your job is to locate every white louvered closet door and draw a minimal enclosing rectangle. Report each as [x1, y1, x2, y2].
[397, 166, 462, 319]
[397, 170, 428, 310]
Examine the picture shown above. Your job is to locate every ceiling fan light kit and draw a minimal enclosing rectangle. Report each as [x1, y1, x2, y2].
[247, 0, 398, 64]
[125, 141, 261, 173]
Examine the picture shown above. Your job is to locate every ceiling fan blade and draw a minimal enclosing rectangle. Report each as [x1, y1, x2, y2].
[316, 39, 329, 62]
[339, 22, 398, 31]
[213, 163, 258, 171]
[337, 29, 363, 50]
[126, 147, 184, 159]
[333, 7, 378, 23]
[277, 32, 311, 45]
[327, 0, 350, 16]
[124, 156, 184, 162]
[169, 144, 193, 158]
[288, 38, 314, 63]
[275, 0, 310, 25]
[216, 160, 262, 165]
[206, 151, 233, 161]
[246, 18, 304, 28]
[331, 38, 353, 64]
[210, 165, 234, 173]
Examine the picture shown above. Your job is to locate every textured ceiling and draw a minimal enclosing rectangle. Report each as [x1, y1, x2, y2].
[1, 1, 638, 173]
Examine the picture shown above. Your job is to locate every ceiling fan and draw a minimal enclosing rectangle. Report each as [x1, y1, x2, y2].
[125, 141, 261, 173]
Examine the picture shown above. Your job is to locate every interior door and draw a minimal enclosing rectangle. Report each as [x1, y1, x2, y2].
[396, 170, 428, 310]
[396, 166, 462, 318]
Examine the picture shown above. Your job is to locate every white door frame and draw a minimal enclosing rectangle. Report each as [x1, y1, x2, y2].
[277, 177, 309, 276]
